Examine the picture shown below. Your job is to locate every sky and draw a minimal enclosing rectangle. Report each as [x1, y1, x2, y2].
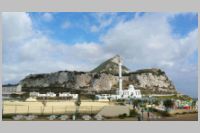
[2, 12, 198, 98]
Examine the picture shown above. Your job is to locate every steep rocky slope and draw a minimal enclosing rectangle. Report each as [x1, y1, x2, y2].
[128, 69, 176, 94]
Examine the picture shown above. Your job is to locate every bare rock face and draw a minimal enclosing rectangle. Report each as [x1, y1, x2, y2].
[75, 73, 92, 89]
[20, 71, 119, 93]
[20, 56, 177, 94]
[92, 73, 118, 91]
[21, 71, 89, 89]
[129, 69, 176, 94]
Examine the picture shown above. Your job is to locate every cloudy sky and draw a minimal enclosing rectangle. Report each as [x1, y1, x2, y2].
[2, 12, 198, 98]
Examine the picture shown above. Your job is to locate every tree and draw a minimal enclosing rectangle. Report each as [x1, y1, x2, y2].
[41, 100, 47, 114]
[152, 99, 160, 106]
[132, 99, 141, 108]
[87, 94, 96, 101]
[191, 100, 197, 110]
[21, 92, 30, 100]
[75, 94, 81, 107]
[75, 92, 81, 118]
[163, 99, 174, 112]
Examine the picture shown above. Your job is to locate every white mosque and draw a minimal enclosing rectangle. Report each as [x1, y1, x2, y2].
[96, 56, 142, 100]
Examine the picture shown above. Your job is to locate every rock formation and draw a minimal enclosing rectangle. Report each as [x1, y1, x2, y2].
[20, 55, 177, 94]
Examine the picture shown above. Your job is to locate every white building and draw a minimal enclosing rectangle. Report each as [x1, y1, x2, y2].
[121, 85, 142, 99]
[38, 93, 48, 97]
[2, 84, 22, 94]
[46, 92, 56, 97]
[96, 56, 142, 100]
[29, 92, 78, 99]
[30, 92, 56, 98]
[29, 92, 40, 97]
[59, 92, 78, 99]
[96, 85, 142, 100]
[2, 84, 23, 99]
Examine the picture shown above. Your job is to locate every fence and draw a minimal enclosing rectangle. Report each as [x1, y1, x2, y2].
[3, 105, 104, 115]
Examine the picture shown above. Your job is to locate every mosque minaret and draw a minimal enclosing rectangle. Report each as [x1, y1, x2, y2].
[118, 56, 123, 95]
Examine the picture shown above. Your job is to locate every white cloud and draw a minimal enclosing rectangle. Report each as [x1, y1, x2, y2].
[90, 13, 118, 32]
[42, 13, 53, 22]
[2, 12, 33, 44]
[90, 25, 99, 32]
[101, 13, 197, 70]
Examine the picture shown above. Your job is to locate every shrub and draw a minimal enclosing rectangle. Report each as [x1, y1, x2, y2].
[2, 114, 13, 119]
[117, 99, 125, 103]
[152, 100, 160, 106]
[161, 111, 170, 117]
[182, 112, 187, 114]
[175, 112, 181, 115]
[21, 92, 30, 100]
[118, 113, 127, 119]
[116, 99, 125, 105]
[132, 99, 142, 107]
[163, 99, 174, 111]
[148, 107, 158, 112]
[118, 102, 125, 105]
[129, 109, 139, 117]
[10, 94, 20, 98]
[148, 107, 170, 117]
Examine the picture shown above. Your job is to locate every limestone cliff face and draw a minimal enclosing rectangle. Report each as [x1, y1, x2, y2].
[91, 73, 118, 91]
[20, 56, 177, 94]
[128, 69, 176, 94]
[20, 71, 118, 92]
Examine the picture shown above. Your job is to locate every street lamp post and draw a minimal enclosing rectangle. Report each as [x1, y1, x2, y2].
[141, 108, 144, 121]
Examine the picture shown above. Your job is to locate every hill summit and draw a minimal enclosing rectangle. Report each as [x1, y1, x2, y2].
[91, 55, 129, 74]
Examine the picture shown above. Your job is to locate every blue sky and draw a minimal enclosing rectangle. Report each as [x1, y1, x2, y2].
[169, 13, 198, 37]
[29, 12, 136, 44]
[2, 12, 198, 98]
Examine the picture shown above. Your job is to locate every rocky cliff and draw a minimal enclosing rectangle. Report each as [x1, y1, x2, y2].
[20, 56, 177, 94]
[128, 69, 176, 94]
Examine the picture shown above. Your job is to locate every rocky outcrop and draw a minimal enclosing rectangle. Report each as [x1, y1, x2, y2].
[20, 71, 117, 92]
[20, 56, 177, 94]
[91, 55, 129, 74]
[128, 69, 176, 94]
